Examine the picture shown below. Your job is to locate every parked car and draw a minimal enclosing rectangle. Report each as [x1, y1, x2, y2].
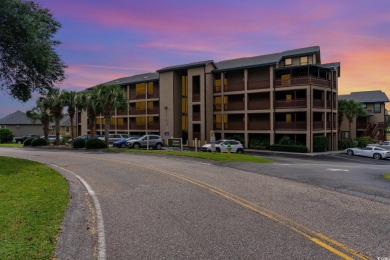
[99, 134, 129, 144]
[70, 134, 101, 143]
[13, 134, 40, 144]
[367, 141, 390, 150]
[127, 135, 164, 149]
[202, 140, 244, 154]
[113, 136, 139, 148]
[345, 146, 390, 160]
[42, 135, 63, 143]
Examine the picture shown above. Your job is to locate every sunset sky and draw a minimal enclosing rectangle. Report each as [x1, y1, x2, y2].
[1, 0, 389, 118]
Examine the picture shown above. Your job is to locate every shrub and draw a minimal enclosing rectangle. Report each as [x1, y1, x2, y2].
[31, 138, 48, 147]
[85, 138, 107, 149]
[338, 139, 358, 150]
[355, 136, 376, 148]
[313, 136, 328, 152]
[270, 144, 308, 153]
[0, 128, 14, 143]
[72, 138, 86, 148]
[278, 136, 293, 145]
[249, 138, 261, 149]
[23, 138, 36, 147]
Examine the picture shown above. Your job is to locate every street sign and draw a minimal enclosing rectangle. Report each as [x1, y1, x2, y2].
[210, 131, 216, 152]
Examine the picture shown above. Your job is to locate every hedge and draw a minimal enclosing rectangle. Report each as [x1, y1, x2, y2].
[72, 139, 86, 148]
[313, 136, 328, 152]
[23, 138, 36, 147]
[31, 138, 48, 147]
[85, 138, 107, 149]
[270, 144, 308, 153]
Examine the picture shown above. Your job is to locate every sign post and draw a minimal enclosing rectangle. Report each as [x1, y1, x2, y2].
[210, 131, 216, 153]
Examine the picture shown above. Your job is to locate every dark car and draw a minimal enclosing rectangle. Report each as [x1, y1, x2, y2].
[113, 136, 140, 148]
[14, 134, 40, 144]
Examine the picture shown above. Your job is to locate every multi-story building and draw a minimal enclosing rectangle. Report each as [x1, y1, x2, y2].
[80, 46, 341, 152]
[339, 91, 389, 140]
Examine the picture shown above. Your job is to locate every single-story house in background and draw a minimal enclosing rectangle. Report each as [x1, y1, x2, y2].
[0, 110, 43, 137]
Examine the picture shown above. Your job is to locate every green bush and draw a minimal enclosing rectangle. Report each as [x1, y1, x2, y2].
[278, 136, 293, 145]
[270, 144, 308, 153]
[31, 138, 48, 147]
[249, 138, 270, 149]
[313, 136, 328, 152]
[356, 136, 376, 148]
[72, 139, 86, 148]
[23, 138, 36, 147]
[338, 139, 358, 150]
[85, 138, 107, 149]
[0, 128, 14, 143]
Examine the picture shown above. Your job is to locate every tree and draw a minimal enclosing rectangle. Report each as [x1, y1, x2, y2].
[344, 99, 367, 139]
[95, 84, 127, 146]
[0, 128, 14, 143]
[337, 99, 347, 139]
[0, 0, 66, 101]
[60, 90, 77, 145]
[45, 88, 63, 145]
[26, 98, 52, 141]
[75, 89, 101, 139]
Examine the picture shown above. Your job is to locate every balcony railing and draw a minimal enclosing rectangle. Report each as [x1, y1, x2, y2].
[248, 121, 270, 130]
[192, 93, 200, 102]
[356, 122, 369, 129]
[275, 121, 306, 130]
[117, 125, 128, 130]
[313, 121, 324, 130]
[147, 92, 159, 99]
[326, 101, 337, 109]
[129, 124, 159, 130]
[129, 109, 146, 115]
[248, 101, 270, 110]
[326, 122, 336, 130]
[247, 80, 270, 90]
[275, 99, 306, 108]
[224, 82, 244, 92]
[193, 113, 200, 121]
[116, 110, 128, 115]
[147, 108, 159, 114]
[129, 94, 146, 100]
[275, 76, 331, 88]
[313, 99, 325, 108]
[225, 102, 245, 111]
[214, 122, 244, 130]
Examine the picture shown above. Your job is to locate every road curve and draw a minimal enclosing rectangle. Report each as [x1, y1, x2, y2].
[1, 148, 389, 259]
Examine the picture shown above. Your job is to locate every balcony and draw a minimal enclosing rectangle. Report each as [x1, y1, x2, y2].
[247, 80, 270, 90]
[193, 93, 200, 102]
[129, 124, 159, 130]
[225, 82, 244, 92]
[313, 121, 324, 130]
[193, 113, 200, 121]
[116, 110, 128, 116]
[224, 102, 245, 111]
[129, 94, 146, 100]
[275, 99, 306, 109]
[313, 99, 325, 108]
[147, 108, 159, 115]
[357, 122, 369, 129]
[225, 121, 245, 130]
[326, 100, 337, 109]
[147, 92, 159, 99]
[129, 109, 146, 115]
[274, 76, 331, 88]
[275, 121, 306, 130]
[117, 125, 128, 130]
[248, 101, 270, 110]
[248, 121, 270, 130]
[326, 122, 336, 130]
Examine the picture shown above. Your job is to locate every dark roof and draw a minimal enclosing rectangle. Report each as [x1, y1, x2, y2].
[59, 115, 76, 127]
[318, 62, 340, 69]
[214, 46, 320, 72]
[157, 60, 214, 73]
[0, 110, 41, 125]
[103, 72, 159, 86]
[339, 91, 390, 103]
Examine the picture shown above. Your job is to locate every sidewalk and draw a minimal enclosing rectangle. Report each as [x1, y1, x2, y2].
[244, 149, 344, 156]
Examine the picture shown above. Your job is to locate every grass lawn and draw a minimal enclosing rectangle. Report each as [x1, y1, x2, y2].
[0, 143, 23, 147]
[0, 157, 69, 259]
[111, 148, 273, 163]
[384, 174, 390, 181]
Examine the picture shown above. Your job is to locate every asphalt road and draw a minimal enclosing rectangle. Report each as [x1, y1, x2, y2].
[1, 147, 389, 260]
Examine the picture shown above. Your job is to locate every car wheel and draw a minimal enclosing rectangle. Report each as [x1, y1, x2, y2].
[216, 148, 221, 153]
[133, 143, 140, 149]
[155, 143, 162, 150]
[346, 149, 354, 156]
[236, 149, 243, 154]
[373, 153, 382, 160]
[120, 143, 126, 148]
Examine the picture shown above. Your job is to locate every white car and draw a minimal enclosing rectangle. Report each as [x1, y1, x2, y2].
[345, 146, 390, 160]
[367, 141, 390, 150]
[202, 140, 244, 154]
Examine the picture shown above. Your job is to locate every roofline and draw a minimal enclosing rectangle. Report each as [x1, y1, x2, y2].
[157, 60, 215, 73]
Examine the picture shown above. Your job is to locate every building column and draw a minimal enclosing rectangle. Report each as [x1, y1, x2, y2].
[269, 66, 275, 145]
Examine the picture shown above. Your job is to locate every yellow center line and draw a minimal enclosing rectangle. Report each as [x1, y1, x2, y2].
[76, 154, 371, 260]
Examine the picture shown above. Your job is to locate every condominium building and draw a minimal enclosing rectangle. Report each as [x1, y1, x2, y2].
[81, 46, 340, 152]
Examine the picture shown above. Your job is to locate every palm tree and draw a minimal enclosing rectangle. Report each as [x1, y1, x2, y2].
[95, 84, 127, 146]
[75, 89, 101, 139]
[26, 98, 52, 142]
[60, 90, 77, 145]
[337, 99, 347, 140]
[344, 99, 367, 139]
[45, 88, 64, 145]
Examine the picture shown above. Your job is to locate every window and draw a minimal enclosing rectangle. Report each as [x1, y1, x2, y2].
[374, 103, 381, 113]
[0, 125, 6, 128]
[66, 127, 70, 132]
[300, 56, 308, 65]
[285, 58, 292, 66]
[361, 103, 367, 109]
[341, 131, 349, 139]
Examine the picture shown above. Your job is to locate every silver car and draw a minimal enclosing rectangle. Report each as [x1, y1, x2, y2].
[202, 140, 244, 154]
[345, 146, 390, 160]
[127, 135, 164, 149]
